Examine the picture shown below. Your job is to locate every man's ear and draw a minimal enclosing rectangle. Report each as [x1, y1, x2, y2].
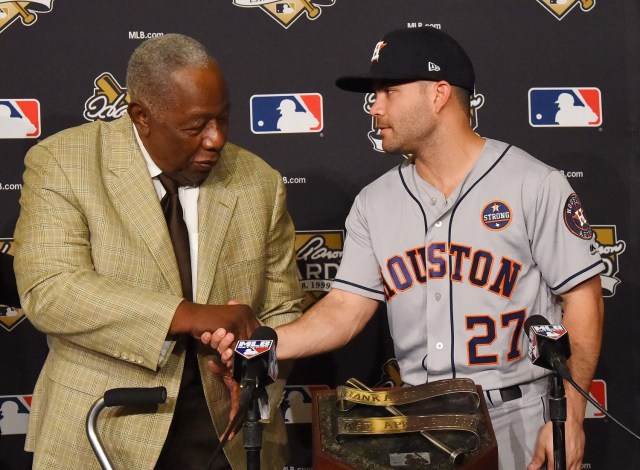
[432, 81, 452, 113]
[127, 102, 150, 137]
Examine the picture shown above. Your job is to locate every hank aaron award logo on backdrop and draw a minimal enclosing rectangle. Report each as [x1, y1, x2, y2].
[295, 231, 343, 311]
[83, 73, 129, 122]
[363, 91, 484, 154]
[233, 0, 335, 29]
[591, 225, 625, 298]
[536, 0, 595, 21]
[0, 240, 25, 332]
[0, 0, 53, 34]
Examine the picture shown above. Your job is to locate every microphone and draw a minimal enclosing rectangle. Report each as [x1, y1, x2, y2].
[233, 326, 278, 409]
[524, 316, 640, 445]
[524, 315, 572, 380]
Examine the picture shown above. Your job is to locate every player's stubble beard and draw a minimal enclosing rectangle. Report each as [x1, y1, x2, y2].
[378, 99, 436, 157]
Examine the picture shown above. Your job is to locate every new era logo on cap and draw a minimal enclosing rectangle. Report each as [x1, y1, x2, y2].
[428, 62, 440, 72]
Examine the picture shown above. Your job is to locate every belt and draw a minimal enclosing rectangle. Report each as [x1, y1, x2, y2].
[498, 384, 522, 402]
[485, 377, 550, 409]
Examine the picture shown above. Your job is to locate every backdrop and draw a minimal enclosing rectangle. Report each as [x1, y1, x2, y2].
[0, 1, 638, 469]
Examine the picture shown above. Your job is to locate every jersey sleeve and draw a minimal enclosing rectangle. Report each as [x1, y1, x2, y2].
[529, 170, 604, 295]
[333, 189, 386, 301]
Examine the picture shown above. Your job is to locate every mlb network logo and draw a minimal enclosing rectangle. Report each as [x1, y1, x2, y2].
[0, 99, 40, 138]
[0, 395, 31, 435]
[250, 93, 323, 134]
[529, 87, 602, 127]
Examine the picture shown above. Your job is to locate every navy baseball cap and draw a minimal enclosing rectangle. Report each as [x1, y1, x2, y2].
[336, 27, 475, 93]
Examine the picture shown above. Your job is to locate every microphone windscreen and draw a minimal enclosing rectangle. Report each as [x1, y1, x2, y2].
[524, 314, 550, 332]
[250, 325, 278, 345]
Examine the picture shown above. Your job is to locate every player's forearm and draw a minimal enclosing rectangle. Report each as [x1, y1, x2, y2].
[561, 275, 604, 421]
[276, 289, 378, 360]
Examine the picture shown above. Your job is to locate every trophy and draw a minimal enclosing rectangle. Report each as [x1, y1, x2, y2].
[312, 378, 498, 469]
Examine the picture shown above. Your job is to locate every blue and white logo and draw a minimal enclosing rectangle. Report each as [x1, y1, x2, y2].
[529, 87, 602, 127]
[250, 93, 323, 134]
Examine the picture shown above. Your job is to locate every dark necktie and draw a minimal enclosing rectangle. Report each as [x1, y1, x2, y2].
[157, 173, 193, 301]
[155, 175, 224, 469]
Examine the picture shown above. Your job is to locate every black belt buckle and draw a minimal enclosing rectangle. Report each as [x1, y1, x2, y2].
[499, 384, 522, 402]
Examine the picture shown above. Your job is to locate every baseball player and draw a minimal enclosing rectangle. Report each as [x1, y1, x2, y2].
[205, 27, 604, 470]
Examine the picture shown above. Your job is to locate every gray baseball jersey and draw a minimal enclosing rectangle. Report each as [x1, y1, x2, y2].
[333, 138, 604, 389]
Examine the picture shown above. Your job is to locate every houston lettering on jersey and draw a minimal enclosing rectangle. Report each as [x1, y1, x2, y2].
[382, 242, 523, 301]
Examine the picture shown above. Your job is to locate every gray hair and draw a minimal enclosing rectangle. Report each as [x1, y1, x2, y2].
[126, 33, 212, 113]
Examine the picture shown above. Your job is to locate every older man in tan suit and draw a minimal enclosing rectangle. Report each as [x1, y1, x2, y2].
[14, 34, 303, 469]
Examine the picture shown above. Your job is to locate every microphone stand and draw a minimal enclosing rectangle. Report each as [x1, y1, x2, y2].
[549, 374, 567, 470]
[243, 390, 263, 470]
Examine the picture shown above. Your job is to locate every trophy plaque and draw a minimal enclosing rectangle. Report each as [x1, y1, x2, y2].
[312, 378, 498, 469]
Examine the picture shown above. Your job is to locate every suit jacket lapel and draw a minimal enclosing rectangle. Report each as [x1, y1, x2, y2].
[102, 117, 183, 296]
[196, 151, 237, 303]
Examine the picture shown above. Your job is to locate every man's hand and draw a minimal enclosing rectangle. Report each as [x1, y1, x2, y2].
[528, 418, 585, 470]
[206, 353, 241, 442]
[202, 328, 236, 369]
[170, 300, 260, 341]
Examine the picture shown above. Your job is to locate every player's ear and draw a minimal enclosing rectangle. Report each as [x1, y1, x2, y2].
[128, 101, 152, 137]
[432, 81, 452, 113]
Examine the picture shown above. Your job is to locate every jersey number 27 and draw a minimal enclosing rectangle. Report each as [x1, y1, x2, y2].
[466, 309, 525, 365]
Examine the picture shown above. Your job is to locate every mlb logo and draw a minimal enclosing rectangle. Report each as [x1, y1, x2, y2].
[250, 93, 323, 134]
[532, 324, 567, 339]
[0, 395, 31, 435]
[586, 379, 607, 419]
[529, 88, 602, 127]
[235, 339, 274, 359]
[0, 99, 41, 138]
[280, 385, 329, 423]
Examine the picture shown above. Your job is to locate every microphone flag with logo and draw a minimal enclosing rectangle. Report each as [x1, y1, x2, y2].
[233, 326, 278, 420]
[524, 314, 572, 379]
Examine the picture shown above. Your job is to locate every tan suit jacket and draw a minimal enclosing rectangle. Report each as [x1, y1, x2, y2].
[14, 116, 304, 469]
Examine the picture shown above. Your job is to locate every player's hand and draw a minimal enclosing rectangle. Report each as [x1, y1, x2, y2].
[528, 418, 585, 470]
[202, 328, 235, 370]
[206, 354, 241, 442]
[171, 300, 260, 341]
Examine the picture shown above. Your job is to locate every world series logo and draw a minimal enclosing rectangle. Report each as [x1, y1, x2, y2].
[536, 0, 595, 21]
[295, 230, 343, 311]
[0, 0, 54, 34]
[233, 0, 336, 29]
